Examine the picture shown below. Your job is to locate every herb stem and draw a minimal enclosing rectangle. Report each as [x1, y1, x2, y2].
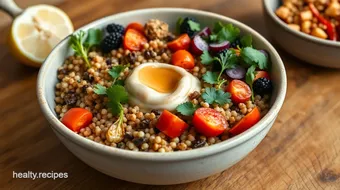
[217, 79, 227, 89]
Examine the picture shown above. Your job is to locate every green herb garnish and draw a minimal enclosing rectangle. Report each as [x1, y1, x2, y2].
[176, 17, 184, 34]
[202, 71, 219, 85]
[240, 34, 252, 47]
[176, 102, 199, 116]
[241, 47, 269, 100]
[187, 20, 201, 32]
[201, 49, 238, 88]
[202, 87, 231, 105]
[69, 29, 103, 68]
[210, 22, 240, 43]
[93, 64, 128, 143]
[108, 64, 129, 84]
[241, 47, 268, 69]
[93, 84, 107, 95]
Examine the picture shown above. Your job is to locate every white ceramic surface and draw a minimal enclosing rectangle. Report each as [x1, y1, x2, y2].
[263, 0, 340, 68]
[37, 8, 287, 185]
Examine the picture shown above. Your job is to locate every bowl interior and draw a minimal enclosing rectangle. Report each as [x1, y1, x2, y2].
[37, 8, 286, 160]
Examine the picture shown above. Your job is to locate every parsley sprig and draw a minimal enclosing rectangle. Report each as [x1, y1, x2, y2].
[210, 22, 240, 43]
[176, 102, 199, 116]
[69, 29, 103, 68]
[93, 65, 128, 143]
[201, 49, 238, 88]
[202, 87, 231, 105]
[241, 47, 268, 100]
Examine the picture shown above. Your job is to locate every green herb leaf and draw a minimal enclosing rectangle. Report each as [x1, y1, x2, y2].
[214, 24, 240, 43]
[84, 28, 103, 48]
[209, 34, 217, 42]
[246, 65, 256, 88]
[240, 34, 252, 47]
[241, 47, 268, 69]
[187, 20, 200, 31]
[200, 50, 216, 65]
[219, 49, 238, 70]
[93, 84, 107, 95]
[214, 89, 231, 105]
[108, 65, 125, 79]
[176, 17, 184, 34]
[107, 85, 129, 104]
[202, 87, 231, 105]
[69, 30, 91, 68]
[115, 79, 125, 86]
[203, 71, 219, 84]
[213, 21, 225, 33]
[176, 102, 199, 116]
[106, 85, 129, 115]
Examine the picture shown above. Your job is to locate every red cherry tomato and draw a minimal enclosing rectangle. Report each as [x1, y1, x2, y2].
[229, 107, 261, 136]
[167, 34, 191, 52]
[156, 110, 189, 138]
[61, 108, 93, 132]
[123, 28, 147, 51]
[192, 108, 228, 137]
[226, 79, 252, 104]
[254, 71, 270, 81]
[171, 50, 195, 69]
[126, 22, 144, 33]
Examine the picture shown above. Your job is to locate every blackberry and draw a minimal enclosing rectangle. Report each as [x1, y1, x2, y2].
[230, 38, 241, 49]
[106, 23, 125, 35]
[253, 78, 273, 95]
[101, 33, 122, 53]
[180, 17, 200, 38]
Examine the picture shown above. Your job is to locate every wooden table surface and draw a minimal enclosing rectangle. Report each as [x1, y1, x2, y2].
[1, 0, 340, 189]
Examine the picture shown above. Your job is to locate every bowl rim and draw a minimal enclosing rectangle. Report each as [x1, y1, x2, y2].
[37, 7, 287, 161]
[262, 0, 340, 48]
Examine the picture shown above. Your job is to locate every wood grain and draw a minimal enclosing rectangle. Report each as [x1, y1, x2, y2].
[1, 0, 340, 189]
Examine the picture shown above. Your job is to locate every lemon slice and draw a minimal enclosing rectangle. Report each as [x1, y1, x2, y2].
[8, 4, 73, 67]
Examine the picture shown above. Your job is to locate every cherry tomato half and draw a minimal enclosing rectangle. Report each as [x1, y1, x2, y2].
[126, 22, 144, 34]
[229, 107, 261, 136]
[254, 71, 270, 81]
[226, 79, 252, 104]
[61, 108, 93, 132]
[171, 50, 195, 69]
[167, 34, 191, 52]
[156, 110, 189, 138]
[123, 28, 147, 51]
[192, 108, 228, 137]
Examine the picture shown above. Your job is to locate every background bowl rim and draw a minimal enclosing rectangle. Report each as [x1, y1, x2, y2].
[37, 7, 287, 161]
[263, 0, 340, 48]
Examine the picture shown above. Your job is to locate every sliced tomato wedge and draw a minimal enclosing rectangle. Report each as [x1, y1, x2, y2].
[156, 110, 189, 138]
[123, 28, 147, 51]
[167, 33, 191, 52]
[171, 49, 195, 69]
[192, 108, 228, 137]
[126, 22, 144, 33]
[226, 79, 252, 104]
[61, 108, 93, 132]
[254, 71, 270, 81]
[229, 107, 261, 136]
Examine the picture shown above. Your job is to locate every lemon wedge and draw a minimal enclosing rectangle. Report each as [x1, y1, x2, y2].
[8, 4, 73, 67]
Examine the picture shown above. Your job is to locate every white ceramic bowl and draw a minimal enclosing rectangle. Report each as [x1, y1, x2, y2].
[37, 8, 287, 185]
[263, 0, 340, 68]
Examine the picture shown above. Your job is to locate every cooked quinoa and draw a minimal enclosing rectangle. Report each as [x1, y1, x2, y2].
[55, 19, 271, 152]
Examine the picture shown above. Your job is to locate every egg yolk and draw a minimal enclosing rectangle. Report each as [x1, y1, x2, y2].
[138, 66, 182, 93]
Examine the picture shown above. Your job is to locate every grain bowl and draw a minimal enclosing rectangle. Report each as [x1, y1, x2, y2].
[37, 8, 286, 185]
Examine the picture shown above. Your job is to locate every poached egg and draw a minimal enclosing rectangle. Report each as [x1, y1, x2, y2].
[125, 63, 201, 112]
